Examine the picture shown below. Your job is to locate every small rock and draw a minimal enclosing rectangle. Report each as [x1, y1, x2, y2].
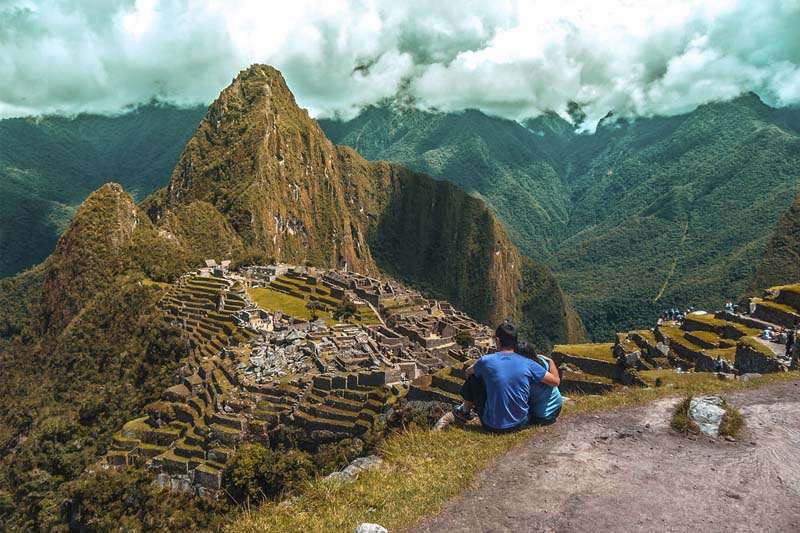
[739, 373, 762, 382]
[433, 411, 455, 432]
[355, 524, 388, 533]
[327, 455, 383, 482]
[724, 435, 736, 442]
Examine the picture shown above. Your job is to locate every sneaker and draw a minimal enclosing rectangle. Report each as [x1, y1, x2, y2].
[452, 404, 475, 423]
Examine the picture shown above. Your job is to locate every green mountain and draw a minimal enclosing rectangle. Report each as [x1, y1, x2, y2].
[0, 66, 583, 530]
[0, 103, 206, 278]
[750, 192, 800, 291]
[320, 106, 571, 260]
[0, 184, 217, 530]
[144, 65, 583, 345]
[322, 96, 800, 338]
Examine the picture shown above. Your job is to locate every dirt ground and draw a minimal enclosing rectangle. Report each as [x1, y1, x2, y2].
[410, 380, 800, 533]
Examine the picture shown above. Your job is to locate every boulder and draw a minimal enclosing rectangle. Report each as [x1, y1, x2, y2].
[326, 455, 383, 482]
[355, 524, 388, 533]
[689, 396, 726, 436]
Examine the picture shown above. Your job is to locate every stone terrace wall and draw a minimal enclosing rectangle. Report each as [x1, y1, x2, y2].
[735, 342, 788, 374]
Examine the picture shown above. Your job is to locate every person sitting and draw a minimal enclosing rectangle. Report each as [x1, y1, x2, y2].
[453, 322, 560, 433]
[516, 341, 563, 426]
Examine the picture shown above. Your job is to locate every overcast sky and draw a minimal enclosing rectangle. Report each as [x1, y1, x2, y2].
[1, 0, 799, 127]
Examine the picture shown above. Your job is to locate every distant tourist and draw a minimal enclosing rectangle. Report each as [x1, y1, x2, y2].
[786, 330, 794, 357]
[452, 322, 560, 432]
[516, 341, 563, 426]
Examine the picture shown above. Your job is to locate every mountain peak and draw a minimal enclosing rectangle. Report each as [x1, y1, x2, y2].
[41, 182, 141, 333]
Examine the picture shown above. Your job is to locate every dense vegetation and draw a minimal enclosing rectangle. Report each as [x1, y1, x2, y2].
[322, 96, 800, 339]
[0, 103, 205, 278]
[0, 185, 199, 530]
[750, 192, 800, 292]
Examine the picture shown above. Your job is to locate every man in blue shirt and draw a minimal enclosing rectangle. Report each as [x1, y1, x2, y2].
[453, 322, 561, 432]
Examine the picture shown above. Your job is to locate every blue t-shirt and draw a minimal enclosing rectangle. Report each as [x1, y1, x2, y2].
[473, 351, 545, 429]
[529, 356, 563, 419]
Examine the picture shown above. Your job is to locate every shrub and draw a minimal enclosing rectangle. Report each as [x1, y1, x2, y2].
[719, 405, 745, 437]
[455, 331, 475, 348]
[671, 396, 700, 434]
[224, 444, 316, 504]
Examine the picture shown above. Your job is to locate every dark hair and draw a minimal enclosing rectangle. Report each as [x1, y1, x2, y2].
[516, 340, 547, 368]
[495, 322, 518, 350]
[515, 341, 535, 359]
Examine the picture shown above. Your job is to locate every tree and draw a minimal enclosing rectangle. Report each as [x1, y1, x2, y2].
[455, 331, 475, 348]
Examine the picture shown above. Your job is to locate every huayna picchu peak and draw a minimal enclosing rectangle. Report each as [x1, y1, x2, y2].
[143, 65, 584, 346]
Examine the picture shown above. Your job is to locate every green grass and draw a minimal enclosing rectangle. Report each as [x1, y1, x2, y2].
[248, 287, 334, 324]
[552, 342, 616, 362]
[670, 397, 700, 435]
[226, 371, 800, 533]
[719, 404, 745, 437]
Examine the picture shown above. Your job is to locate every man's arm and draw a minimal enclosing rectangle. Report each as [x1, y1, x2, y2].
[539, 356, 560, 387]
[466, 364, 475, 377]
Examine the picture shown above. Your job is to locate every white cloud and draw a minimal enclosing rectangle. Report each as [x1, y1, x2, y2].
[0, 0, 798, 126]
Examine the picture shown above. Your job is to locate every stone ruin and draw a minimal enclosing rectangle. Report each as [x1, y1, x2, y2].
[102, 265, 492, 497]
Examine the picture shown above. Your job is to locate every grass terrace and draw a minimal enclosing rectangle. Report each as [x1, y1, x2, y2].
[551, 343, 617, 363]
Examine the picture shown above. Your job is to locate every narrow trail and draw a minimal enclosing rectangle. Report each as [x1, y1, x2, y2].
[654, 219, 689, 302]
[410, 380, 800, 533]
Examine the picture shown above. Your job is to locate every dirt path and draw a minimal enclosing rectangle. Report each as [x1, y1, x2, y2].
[410, 380, 800, 533]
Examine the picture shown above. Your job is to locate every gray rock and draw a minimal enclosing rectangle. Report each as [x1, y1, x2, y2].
[433, 411, 455, 432]
[327, 455, 383, 482]
[623, 350, 641, 368]
[355, 524, 388, 533]
[656, 342, 670, 357]
[689, 396, 726, 436]
[739, 373, 763, 382]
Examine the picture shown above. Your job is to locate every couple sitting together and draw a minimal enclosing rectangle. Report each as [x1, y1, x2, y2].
[453, 322, 563, 433]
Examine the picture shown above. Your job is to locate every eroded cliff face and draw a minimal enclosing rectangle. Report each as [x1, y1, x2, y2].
[750, 195, 800, 293]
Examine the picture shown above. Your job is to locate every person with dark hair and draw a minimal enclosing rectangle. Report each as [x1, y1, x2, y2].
[515, 341, 563, 425]
[453, 322, 560, 433]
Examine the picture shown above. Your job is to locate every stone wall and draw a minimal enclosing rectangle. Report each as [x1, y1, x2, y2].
[735, 342, 788, 374]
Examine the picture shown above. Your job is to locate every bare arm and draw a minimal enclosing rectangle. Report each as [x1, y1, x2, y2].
[540, 356, 560, 387]
[466, 364, 475, 377]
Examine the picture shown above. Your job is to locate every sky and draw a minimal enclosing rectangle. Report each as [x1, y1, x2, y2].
[1, 0, 799, 127]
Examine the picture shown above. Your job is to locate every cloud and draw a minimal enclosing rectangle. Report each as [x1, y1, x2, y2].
[0, 0, 798, 127]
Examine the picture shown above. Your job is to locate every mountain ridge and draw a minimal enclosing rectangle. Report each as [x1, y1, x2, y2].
[322, 95, 800, 338]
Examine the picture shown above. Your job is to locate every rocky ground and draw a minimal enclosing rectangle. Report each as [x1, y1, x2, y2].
[410, 380, 800, 533]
